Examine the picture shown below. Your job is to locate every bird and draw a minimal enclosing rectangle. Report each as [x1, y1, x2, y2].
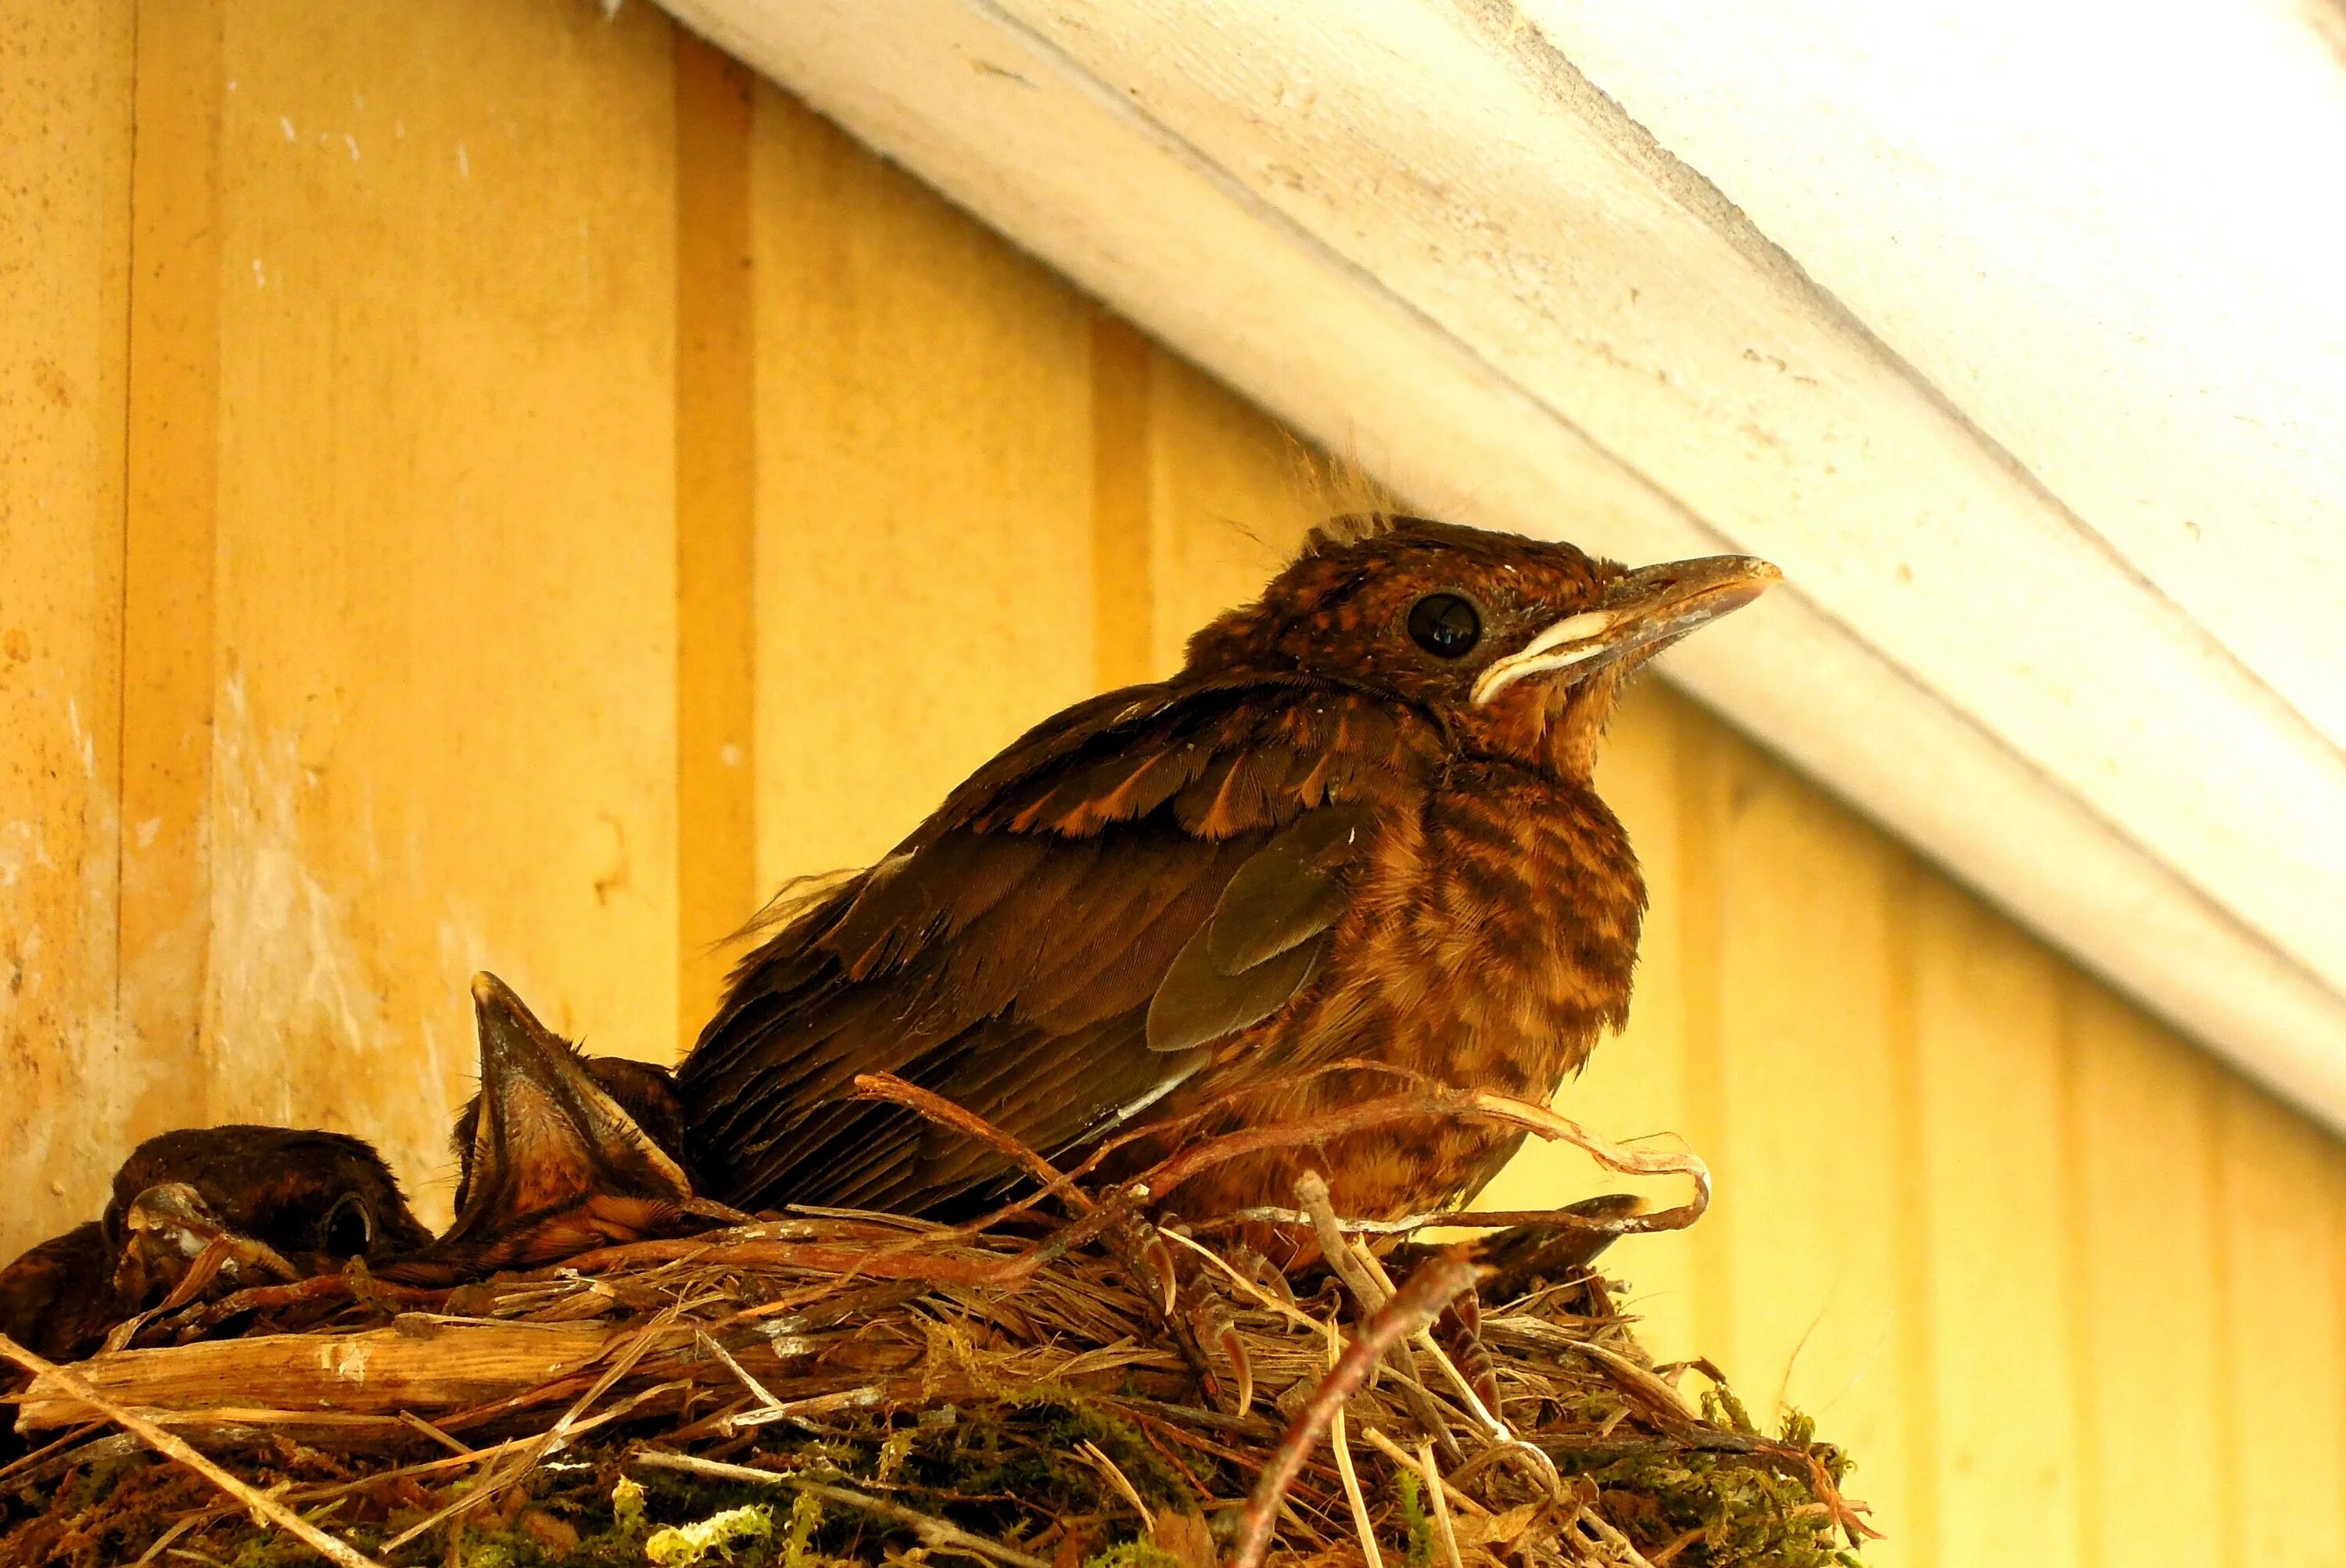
[677, 515, 1777, 1239]
[390, 972, 700, 1280]
[0, 1125, 431, 1365]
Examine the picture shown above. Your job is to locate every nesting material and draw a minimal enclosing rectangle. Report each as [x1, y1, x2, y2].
[0, 1079, 1867, 1567]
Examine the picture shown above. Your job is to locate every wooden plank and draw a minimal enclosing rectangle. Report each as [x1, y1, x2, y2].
[674, 31, 759, 1053]
[1673, 697, 1736, 1377]
[16, 1321, 633, 1429]
[2063, 982, 2223, 1568]
[1909, 877, 2078, 1566]
[1880, 852, 1941, 1568]
[0, 0, 133, 1261]
[1479, 681, 1698, 1364]
[1140, 350, 1325, 676]
[2218, 1074, 2346, 1565]
[747, 87, 1094, 886]
[1089, 314, 1154, 691]
[669, 0, 2346, 1146]
[1703, 726, 1917, 1555]
[118, 0, 224, 1142]
[202, 0, 680, 1220]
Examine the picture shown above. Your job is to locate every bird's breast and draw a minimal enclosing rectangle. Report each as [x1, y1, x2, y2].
[1282, 762, 1646, 1100]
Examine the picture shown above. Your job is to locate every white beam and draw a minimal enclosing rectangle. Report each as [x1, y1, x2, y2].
[664, 0, 2346, 1127]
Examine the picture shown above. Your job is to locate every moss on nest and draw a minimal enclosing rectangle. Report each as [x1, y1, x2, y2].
[2, 1170, 1864, 1567]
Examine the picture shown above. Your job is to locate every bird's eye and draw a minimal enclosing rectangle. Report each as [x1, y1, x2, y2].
[319, 1193, 374, 1258]
[1406, 593, 1482, 658]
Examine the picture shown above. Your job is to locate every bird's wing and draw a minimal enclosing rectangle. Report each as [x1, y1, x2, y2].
[679, 677, 1435, 1214]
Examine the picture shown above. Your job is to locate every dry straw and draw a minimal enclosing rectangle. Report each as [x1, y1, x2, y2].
[0, 1070, 1867, 1567]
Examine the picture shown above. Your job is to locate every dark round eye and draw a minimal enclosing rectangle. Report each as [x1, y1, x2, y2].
[319, 1193, 374, 1258]
[1406, 593, 1482, 659]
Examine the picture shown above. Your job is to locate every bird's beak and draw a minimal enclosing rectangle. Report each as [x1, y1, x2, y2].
[445, 972, 691, 1243]
[1472, 554, 1781, 706]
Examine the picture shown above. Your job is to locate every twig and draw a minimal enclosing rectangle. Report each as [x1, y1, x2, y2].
[1576, 1503, 1664, 1567]
[1295, 1173, 1462, 1459]
[383, 1308, 683, 1550]
[1295, 1173, 1388, 1314]
[1359, 1426, 1487, 1517]
[1074, 1438, 1155, 1530]
[395, 1411, 472, 1456]
[851, 1074, 1093, 1212]
[1232, 1248, 1481, 1568]
[694, 1329, 787, 1428]
[1132, 1084, 1709, 1236]
[0, 1420, 105, 1487]
[1216, 1204, 1664, 1235]
[0, 1332, 386, 1568]
[130, 1512, 209, 1567]
[1324, 1320, 1386, 1568]
[630, 1449, 1053, 1568]
[1415, 1438, 1465, 1568]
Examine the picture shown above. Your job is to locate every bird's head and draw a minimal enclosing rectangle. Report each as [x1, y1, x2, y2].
[100, 1125, 432, 1272]
[426, 972, 694, 1271]
[1187, 515, 1779, 780]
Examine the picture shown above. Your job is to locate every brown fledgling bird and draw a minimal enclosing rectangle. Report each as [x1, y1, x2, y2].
[0, 1126, 430, 1364]
[679, 517, 1777, 1233]
[389, 972, 698, 1281]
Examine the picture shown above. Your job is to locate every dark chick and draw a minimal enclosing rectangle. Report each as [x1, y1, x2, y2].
[0, 1127, 429, 1364]
[680, 516, 1776, 1234]
[389, 973, 695, 1281]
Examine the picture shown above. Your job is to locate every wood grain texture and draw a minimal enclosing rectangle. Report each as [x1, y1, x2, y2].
[119, 0, 224, 1141]
[2064, 981, 2223, 1568]
[747, 86, 1094, 888]
[1910, 878, 2078, 1566]
[675, 30, 760, 1053]
[1141, 351, 1326, 677]
[1706, 727, 1917, 1555]
[6, 12, 2346, 1560]
[199, 0, 680, 1221]
[2219, 1075, 2346, 1566]
[0, 0, 133, 1250]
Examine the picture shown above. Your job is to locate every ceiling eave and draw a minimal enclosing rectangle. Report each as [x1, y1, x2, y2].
[661, 0, 2346, 1128]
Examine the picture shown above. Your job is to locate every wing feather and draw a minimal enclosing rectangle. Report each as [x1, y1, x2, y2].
[676, 677, 1438, 1215]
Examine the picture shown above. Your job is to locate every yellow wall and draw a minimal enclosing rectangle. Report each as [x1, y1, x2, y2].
[3, 3, 2342, 1562]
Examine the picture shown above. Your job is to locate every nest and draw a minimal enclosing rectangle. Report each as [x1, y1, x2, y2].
[0, 1077, 1868, 1568]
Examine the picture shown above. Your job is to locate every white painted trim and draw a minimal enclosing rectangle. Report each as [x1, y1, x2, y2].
[665, 0, 2346, 1127]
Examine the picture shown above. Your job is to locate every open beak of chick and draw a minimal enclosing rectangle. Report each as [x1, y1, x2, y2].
[439, 971, 692, 1251]
[1472, 554, 1781, 706]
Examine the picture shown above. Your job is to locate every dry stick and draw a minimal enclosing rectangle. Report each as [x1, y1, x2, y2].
[382, 1307, 684, 1551]
[280, 1382, 686, 1511]
[1323, 1319, 1386, 1568]
[1294, 1173, 1459, 1460]
[1075, 1437, 1156, 1530]
[1576, 1504, 1665, 1568]
[855, 1064, 1707, 1255]
[827, 1076, 1708, 1309]
[1133, 1086, 1709, 1235]
[127, 1512, 207, 1567]
[631, 1450, 1053, 1568]
[694, 1328, 788, 1427]
[1221, 1205, 1663, 1235]
[0, 1419, 106, 1488]
[1295, 1172, 1389, 1314]
[1358, 1426, 1486, 1519]
[0, 1332, 386, 1568]
[1231, 1248, 1481, 1568]
[850, 1075, 1092, 1213]
[395, 1410, 473, 1456]
[1415, 1439, 1465, 1568]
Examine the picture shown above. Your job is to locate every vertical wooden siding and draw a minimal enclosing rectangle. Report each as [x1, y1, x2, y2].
[3, 4, 2343, 1562]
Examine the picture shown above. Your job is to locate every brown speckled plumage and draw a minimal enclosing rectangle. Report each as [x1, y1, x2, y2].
[679, 517, 1774, 1239]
